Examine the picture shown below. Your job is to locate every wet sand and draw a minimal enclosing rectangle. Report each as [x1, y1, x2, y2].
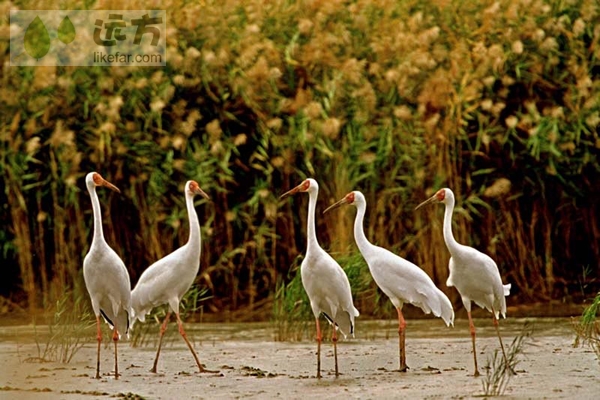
[0, 317, 598, 399]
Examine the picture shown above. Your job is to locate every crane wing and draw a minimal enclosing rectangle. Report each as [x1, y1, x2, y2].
[367, 246, 453, 325]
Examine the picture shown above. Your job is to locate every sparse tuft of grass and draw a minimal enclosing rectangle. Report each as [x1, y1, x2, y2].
[482, 323, 532, 396]
[31, 291, 94, 364]
[271, 256, 312, 342]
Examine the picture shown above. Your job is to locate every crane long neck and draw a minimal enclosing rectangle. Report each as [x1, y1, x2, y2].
[306, 189, 320, 250]
[353, 202, 373, 255]
[442, 197, 460, 254]
[89, 184, 105, 245]
[186, 192, 201, 247]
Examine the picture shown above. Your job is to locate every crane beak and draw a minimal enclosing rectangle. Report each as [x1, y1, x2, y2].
[323, 197, 348, 214]
[415, 195, 438, 210]
[101, 178, 121, 193]
[193, 186, 210, 200]
[279, 184, 301, 200]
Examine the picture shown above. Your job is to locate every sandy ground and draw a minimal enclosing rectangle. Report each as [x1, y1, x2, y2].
[0, 317, 598, 399]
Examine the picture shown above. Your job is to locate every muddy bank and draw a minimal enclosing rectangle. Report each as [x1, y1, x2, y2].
[0, 318, 598, 399]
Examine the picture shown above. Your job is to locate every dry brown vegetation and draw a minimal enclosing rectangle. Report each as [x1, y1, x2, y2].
[0, 0, 599, 321]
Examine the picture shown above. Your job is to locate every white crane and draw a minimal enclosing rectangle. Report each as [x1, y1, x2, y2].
[324, 191, 454, 372]
[280, 178, 359, 378]
[131, 180, 214, 374]
[416, 188, 511, 376]
[83, 172, 131, 380]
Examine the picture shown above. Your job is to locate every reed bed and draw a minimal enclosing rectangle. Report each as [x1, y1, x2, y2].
[0, 0, 598, 322]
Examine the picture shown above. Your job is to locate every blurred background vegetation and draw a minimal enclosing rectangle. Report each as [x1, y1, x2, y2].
[0, 0, 599, 324]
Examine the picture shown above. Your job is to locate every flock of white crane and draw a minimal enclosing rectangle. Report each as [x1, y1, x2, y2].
[83, 172, 511, 381]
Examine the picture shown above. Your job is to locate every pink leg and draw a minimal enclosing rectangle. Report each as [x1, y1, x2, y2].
[175, 313, 217, 373]
[315, 317, 322, 379]
[151, 311, 171, 373]
[112, 325, 120, 379]
[468, 311, 480, 377]
[397, 308, 408, 372]
[95, 316, 102, 379]
[331, 324, 339, 377]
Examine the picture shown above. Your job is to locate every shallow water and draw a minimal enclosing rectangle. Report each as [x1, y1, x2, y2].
[0, 316, 577, 343]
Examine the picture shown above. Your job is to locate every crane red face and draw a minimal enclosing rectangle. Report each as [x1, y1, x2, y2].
[435, 189, 446, 201]
[279, 179, 311, 199]
[93, 172, 120, 193]
[346, 192, 355, 204]
[298, 179, 311, 192]
[92, 172, 103, 185]
[415, 188, 447, 210]
[323, 191, 354, 214]
[188, 180, 210, 199]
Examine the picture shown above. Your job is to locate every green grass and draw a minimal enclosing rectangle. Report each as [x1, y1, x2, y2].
[31, 291, 94, 363]
[482, 323, 532, 396]
[573, 292, 600, 363]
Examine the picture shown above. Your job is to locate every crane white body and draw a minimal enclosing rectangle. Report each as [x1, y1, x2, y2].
[131, 236, 201, 323]
[446, 242, 511, 319]
[280, 178, 359, 378]
[301, 240, 359, 338]
[416, 187, 511, 376]
[83, 240, 132, 337]
[130, 180, 213, 373]
[83, 172, 131, 379]
[325, 191, 453, 371]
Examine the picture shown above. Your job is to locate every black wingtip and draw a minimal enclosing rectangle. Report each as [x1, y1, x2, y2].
[321, 312, 340, 328]
[100, 309, 114, 328]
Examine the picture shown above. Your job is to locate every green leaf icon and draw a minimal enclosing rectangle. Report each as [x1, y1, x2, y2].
[24, 16, 50, 60]
[58, 16, 76, 44]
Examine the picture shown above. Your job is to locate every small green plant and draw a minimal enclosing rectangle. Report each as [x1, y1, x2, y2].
[32, 291, 94, 363]
[130, 283, 210, 348]
[573, 292, 600, 362]
[481, 323, 532, 396]
[272, 256, 312, 342]
[272, 250, 372, 341]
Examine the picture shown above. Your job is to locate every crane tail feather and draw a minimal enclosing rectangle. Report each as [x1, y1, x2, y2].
[503, 284, 511, 296]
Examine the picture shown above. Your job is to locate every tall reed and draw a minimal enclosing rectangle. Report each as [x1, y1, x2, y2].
[0, 0, 598, 320]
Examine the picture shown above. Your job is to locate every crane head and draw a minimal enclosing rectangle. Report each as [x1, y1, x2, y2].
[187, 180, 210, 200]
[87, 172, 121, 193]
[323, 191, 355, 214]
[279, 178, 313, 199]
[415, 188, 447, 210]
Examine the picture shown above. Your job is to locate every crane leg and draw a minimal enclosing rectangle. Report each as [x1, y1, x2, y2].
[151, 311, 171, 373]
[468, 311, 480, 377]
[112, 326, 120, 379]
[492, 312, 514, 375]
[331, 324, 339, 377]
[396, 308, 408, 372]
[95, 316, 102, 379]
[176, 313, 217, 373]
[315, 317, 322, 379]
